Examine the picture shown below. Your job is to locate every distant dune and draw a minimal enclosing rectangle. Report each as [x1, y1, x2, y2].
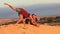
[0, 19, 16, 24]
[0, 24, 60, 34]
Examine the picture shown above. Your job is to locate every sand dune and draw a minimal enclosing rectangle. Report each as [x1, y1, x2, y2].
[0, 19, 16, 24]
[0, 24, 60, 34]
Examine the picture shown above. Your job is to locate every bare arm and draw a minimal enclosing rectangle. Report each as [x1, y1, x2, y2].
[16, 14, 23, 24]
[4, 3, 16, 11]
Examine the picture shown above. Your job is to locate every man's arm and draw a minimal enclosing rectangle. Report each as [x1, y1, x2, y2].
[4, 3, 16, 11]
[16, 14, 23, 24]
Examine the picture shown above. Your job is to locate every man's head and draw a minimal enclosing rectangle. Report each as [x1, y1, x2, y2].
[32, 14, 36, 16]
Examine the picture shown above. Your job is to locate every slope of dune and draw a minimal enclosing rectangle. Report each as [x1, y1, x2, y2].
[0, 24, 60, 34]
[0, 19, 16, 24]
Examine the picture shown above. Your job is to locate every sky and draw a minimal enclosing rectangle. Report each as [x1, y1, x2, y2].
[0, 0, 60, 19]
[0, 0, 60, 7]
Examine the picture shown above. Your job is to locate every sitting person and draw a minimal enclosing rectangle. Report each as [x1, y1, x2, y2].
[25, 14, 40, 27]
[31, 14, 40, 27]
[32, 14, 40, 22]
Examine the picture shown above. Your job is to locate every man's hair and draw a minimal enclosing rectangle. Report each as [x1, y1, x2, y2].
[32, 14, 36, 16]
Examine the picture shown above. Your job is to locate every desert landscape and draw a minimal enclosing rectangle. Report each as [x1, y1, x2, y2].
[0, 0, 60, 34]
[0, 19, 60, 34]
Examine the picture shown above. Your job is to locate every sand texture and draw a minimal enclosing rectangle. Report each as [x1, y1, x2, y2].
[0, 24, 60, 34]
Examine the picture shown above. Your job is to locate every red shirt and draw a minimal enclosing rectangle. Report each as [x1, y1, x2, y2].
[18, 8, 30, 18]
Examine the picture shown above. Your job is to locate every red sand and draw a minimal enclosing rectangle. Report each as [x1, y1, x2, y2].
[0, 24, 60, 34]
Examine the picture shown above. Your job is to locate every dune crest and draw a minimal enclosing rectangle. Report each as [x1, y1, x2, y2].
[0, 24, 60, 34]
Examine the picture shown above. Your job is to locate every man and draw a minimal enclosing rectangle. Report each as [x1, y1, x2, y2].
[4, 3, 30, 25]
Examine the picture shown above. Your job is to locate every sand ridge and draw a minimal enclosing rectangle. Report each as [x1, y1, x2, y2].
[0, 24, 60, 34]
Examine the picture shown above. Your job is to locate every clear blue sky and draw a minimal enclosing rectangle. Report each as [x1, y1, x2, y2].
[0, 0, 60, 8]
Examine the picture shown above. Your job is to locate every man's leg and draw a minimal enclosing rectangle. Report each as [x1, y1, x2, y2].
[23, 18, 30, 27]
[16, 19, 23, 24]
[23, 19, 26, 27]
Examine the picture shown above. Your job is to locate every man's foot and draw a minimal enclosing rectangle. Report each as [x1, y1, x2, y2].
[35, 24, 40, 28]
[23, 27, 26, 29]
